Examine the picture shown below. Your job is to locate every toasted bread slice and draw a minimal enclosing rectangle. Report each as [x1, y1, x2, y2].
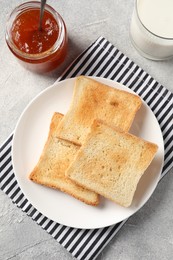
[66, 120, 158, 207]
[29, 112, 99, 206]
[57, 76, 142, 145]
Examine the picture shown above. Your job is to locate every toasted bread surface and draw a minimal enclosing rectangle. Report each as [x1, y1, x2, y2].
[66, 120, 158, 207]
[29, 112, 99, 206]
[57, 76, 142, 145]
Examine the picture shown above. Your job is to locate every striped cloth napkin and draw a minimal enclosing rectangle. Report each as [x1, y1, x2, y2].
[0, 36, 172, 260]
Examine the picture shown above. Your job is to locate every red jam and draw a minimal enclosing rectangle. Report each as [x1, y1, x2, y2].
[11, 9, 59, 55]
[6, 3, 67, 73]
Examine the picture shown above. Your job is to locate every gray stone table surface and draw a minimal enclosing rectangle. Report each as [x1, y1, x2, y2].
[0, 0, 173, 259]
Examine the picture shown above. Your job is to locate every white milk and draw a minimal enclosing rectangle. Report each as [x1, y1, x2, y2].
[130, 0, 173, 60]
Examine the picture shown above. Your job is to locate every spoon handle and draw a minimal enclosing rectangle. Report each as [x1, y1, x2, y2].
[39, 0, 47, 31]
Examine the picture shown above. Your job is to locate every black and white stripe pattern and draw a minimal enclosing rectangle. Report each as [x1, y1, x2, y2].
[0, 37, 172, 260]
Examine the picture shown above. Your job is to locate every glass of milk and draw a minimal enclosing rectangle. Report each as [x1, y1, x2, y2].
[130, 0, 173, 60]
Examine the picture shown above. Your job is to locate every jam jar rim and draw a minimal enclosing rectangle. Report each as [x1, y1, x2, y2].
[5, 1, 65, 61]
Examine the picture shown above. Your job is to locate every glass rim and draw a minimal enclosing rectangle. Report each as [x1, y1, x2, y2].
[135, 0, 173, 41]
[5, 1, 65, 60]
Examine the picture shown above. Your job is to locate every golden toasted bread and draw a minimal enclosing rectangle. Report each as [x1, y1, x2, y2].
[57, 76, 142, 145]
[66, 120, 158, 207]
[29, 112, 99, 206]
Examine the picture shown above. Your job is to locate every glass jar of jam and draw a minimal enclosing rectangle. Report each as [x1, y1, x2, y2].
[5, 1, 68, 73]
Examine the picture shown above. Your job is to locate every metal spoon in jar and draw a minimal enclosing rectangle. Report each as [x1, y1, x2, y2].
[39, 0, 47, 31]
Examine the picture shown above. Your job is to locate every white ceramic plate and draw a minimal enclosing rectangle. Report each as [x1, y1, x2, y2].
[12, 77, 164, 229]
